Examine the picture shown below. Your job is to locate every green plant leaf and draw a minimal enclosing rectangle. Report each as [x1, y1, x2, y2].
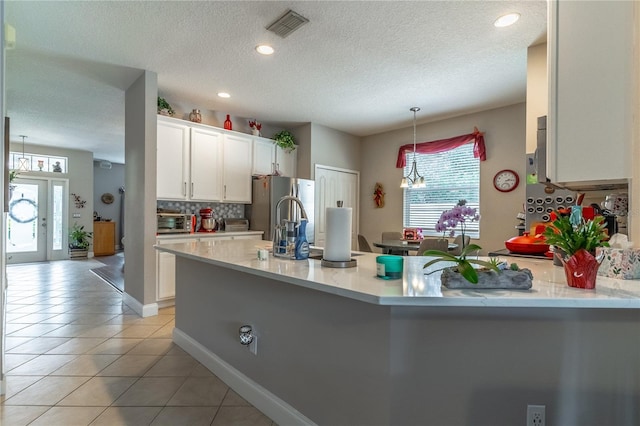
[457, 261, 479, 283]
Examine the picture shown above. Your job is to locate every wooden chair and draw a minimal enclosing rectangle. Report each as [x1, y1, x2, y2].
[357, 234, 373, 252]
[450, 235, 471, 255]
[381, 231, 402, 242]
[414, 238, 448, 256]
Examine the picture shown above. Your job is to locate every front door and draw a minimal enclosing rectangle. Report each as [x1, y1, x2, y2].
[7, 178, 49, 263]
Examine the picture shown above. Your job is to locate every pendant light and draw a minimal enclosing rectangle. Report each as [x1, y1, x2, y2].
[400, 107, 425, 188]
[17, 135, 30, 172]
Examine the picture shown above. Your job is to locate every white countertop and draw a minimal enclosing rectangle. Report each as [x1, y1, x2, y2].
[155, 239, 640, 309]
[156, 231, 263, 240]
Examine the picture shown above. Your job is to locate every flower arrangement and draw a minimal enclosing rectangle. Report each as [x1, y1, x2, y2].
[435, 199, 479, 246]
[248, 120, 262, 131]
[373, 182, 385, 208]
[542, 209, 609, 259]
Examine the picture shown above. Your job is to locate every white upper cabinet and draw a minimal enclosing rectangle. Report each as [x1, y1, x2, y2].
[190, 127, 223, 201]
[547, 0, 633, 187]
[252, 137, 276, 175]
[157, 119, 189, 200]
[222, 134, 253, 203]
[251, 136, 297, 177]
[157, 116, 252, 203]
[276, 146, 297, 178]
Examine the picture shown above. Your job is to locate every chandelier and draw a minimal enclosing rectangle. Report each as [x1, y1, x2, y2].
[400, 107, 425, 188]
[17, 135, 30, 172]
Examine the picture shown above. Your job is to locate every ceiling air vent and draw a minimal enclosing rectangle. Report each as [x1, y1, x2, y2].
[99, 160, 112, 170]
[267, 9, 309, 38]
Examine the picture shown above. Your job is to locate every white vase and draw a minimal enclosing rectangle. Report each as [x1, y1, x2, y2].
[251, 129, 260, 136]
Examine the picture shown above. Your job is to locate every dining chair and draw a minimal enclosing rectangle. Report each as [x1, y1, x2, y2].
[357, 234, 373, 252]
[381, 231, 402, 242]
[415, 238, 448, 256]
[450, 235, 471, 255]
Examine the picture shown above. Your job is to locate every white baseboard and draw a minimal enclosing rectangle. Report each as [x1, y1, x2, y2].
[173, 328, 315, 426]
[122, 292, 158, 317]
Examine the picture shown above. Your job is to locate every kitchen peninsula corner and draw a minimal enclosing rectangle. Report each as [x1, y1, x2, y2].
[156, 239, 640, 426]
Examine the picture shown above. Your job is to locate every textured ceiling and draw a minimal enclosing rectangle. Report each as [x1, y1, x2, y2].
[5, 1, 547, 164]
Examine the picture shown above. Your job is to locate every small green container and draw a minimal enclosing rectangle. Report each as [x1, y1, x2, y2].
[376, 255, 403, 280]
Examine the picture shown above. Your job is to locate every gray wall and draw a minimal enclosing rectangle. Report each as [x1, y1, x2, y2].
[124, 70, 157, 308]
[360, 103, 527, 254]
[175, 256, 639, 425]
[93, 161, 124, 247]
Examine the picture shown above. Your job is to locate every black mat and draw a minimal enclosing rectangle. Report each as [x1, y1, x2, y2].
[91, 252, 124, 293]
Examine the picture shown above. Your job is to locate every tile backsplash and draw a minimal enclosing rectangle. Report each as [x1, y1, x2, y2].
[157, 201, 245, 222]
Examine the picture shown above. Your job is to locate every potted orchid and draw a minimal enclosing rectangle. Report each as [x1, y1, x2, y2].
[434, 199, 479, 249]
[248, 120, 262, 136]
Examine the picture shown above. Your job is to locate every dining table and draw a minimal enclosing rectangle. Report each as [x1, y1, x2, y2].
[373, 239, 458, 256]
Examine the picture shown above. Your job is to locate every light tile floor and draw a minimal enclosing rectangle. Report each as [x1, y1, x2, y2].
[1, 259, 276, 426]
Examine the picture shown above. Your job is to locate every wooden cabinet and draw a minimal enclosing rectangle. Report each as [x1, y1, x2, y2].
[93, 221, 116, 256]
[547, 0, 633, 187]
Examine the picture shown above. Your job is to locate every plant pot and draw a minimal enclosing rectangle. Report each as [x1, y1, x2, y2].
[558, 248, 603, 289]
[69, 248, 88, 259]
[440, 267, 533, 290]
[251, 129, 260, 136]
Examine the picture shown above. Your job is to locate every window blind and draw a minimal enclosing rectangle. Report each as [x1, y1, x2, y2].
[402, 144, 480, 238]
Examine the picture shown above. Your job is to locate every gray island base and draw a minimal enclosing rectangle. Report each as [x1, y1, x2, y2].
[157, 240, 640, 426]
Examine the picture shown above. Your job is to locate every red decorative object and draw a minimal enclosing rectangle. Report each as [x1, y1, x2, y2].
[558, 249, 602, 289]
[224, 114, 232, 130]
[373, 182, 385, 208]
[504, 232, 549, 254]
[396, 126, 486, 169]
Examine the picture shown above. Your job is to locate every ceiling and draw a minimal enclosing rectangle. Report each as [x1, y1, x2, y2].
[5, 1, 547, 164]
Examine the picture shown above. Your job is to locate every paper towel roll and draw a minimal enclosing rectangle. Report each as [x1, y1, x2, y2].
[324, 207, 352, 261]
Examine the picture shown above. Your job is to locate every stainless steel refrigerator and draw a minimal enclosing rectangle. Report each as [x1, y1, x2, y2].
[247, 176, 315, 244]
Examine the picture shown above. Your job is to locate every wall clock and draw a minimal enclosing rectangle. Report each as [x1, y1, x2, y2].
[493, 169, 519, 193]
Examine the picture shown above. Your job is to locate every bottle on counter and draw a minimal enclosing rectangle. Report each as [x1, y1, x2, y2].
[295, 219, 310, 260]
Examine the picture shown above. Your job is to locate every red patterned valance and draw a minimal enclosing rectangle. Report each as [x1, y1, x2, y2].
[396, 127, 486, 168]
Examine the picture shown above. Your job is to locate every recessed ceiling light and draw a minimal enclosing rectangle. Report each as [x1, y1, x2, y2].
[217, 92, 230, 98]
[256, 44, 274, 55]
[494, 12, 520, 28]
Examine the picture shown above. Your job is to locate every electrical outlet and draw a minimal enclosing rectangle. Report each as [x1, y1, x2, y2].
[527, 405, 545, 426]
[72, 213, 81, 218]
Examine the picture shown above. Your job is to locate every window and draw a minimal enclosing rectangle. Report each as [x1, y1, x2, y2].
[9, 152, 68, 173]
[402, 144, 480, 238]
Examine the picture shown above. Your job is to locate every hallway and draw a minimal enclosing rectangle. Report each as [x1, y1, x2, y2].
[0, 259, 274, 426]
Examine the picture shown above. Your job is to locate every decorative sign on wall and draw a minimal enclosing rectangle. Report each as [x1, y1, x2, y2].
[71, 193, 86, 208]
[374, 182, 385, 208]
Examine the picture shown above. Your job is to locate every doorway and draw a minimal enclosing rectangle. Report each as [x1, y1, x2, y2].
[314, 165, 359, 249]
[7, 178, 68, 263]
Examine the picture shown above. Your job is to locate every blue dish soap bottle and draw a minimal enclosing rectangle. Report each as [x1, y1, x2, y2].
[294, 219, 310, 260]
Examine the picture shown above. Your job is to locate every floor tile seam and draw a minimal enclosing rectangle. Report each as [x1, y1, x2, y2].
[33, 405, 109, 426]
[2, 375, 93, 406]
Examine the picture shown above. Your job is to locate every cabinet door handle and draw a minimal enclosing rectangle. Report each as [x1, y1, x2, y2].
[183, 182, 187, 196]
[191, 182, 194, 197]
[224, 185, 227, 199]
[271, 162, 275, 173]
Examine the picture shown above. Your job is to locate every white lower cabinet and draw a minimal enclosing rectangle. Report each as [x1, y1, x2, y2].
[156, 234, 262, 302]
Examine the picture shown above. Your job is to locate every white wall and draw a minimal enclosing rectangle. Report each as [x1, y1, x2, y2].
[360, 103, 527, 255]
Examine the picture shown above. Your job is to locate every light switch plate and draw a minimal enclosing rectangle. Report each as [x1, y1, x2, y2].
[72, 213, 81, 218]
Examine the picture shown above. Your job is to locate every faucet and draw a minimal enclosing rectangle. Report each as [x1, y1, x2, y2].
[273, 196, 308, 258]
[275, 195, 308, 224]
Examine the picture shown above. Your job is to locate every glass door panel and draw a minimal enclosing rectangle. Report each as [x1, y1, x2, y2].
[7, 179, 47, 263]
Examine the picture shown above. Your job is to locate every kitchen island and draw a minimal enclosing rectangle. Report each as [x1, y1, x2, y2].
[156, 239, 640, 426]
